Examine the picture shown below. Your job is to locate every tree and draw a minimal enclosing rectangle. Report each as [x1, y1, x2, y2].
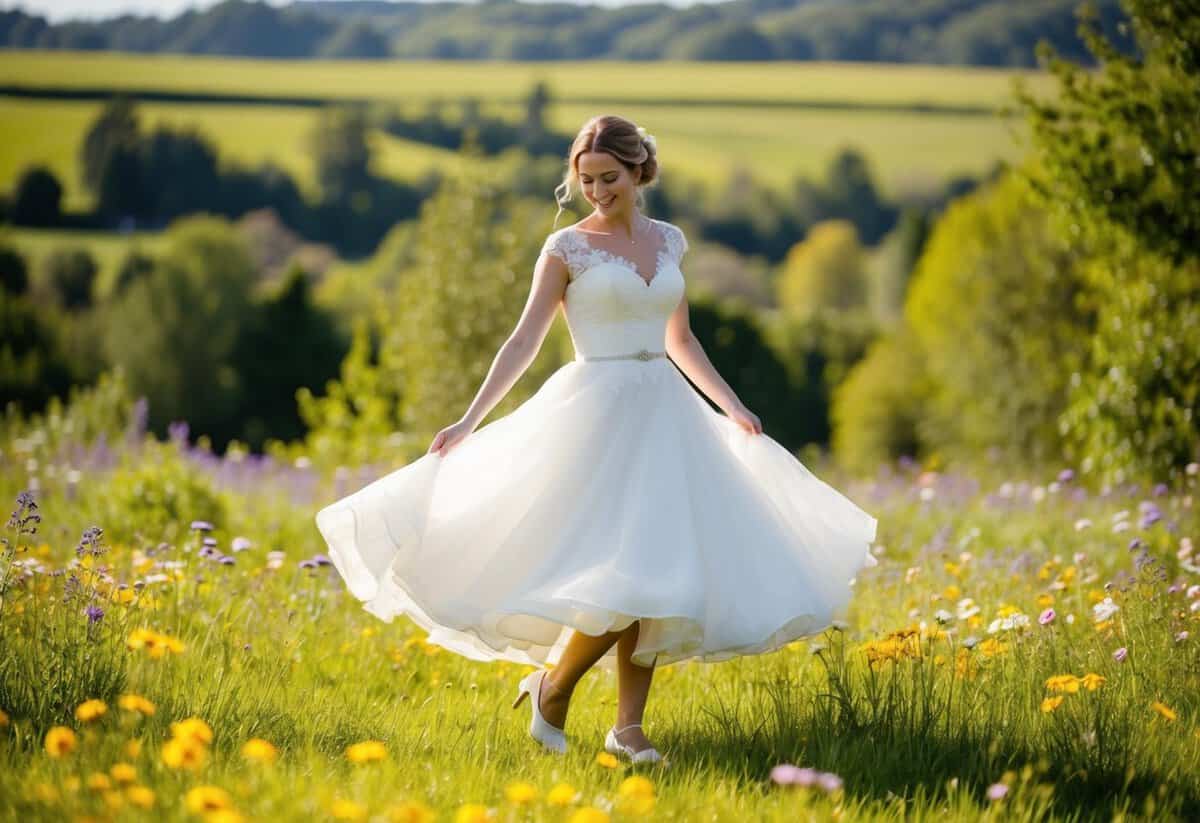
[1013, 0, 1200, 485]
[11, 166, 63, 226]
[775, 220, 870, 319]
[310, 103, 373, 210]
[80, 95, 139, 196]
[42, 247, 98, 310]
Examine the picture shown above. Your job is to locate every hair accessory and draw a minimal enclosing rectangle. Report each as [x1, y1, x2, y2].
[636, 126, 657, 153]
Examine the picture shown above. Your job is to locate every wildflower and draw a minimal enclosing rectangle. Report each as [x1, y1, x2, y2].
[86, 603, 105, 624]
[75, 699, 108, 723]
[185, 785, 233, 814]
[1151, 701, 1177, 721]
[388, 801, 435, 822]
[189, 521, 215, 532]
[241, 738, 279, 764]
[126, 785, 155, 809]
[87, 772, 112, 791]
[595, 751, 619, 768]
[44, 726, 76, 757]
[109, 762, 137, 784]
[617, 774, 656, 814]
[986, 782, 1009, 801]
[1041, 696, 1064, 712]
[504, 781, 539, 805]
[546, 782, 580, 806]
[231, 537, 253, 552]
[1045, 675, 1081, 694]
[454, 804, 494, 823]
[567, 809, 610, 823]
[170, 717, 213, 746]
[330, 799, 369, 821]
[118, 694, 156, 716]
[161, 737, 206, 771]
[76, 526, 105, 558]
[1073, 518, 1092, 531]
[1079, 673, 1106, 691]
[1038, 608, 1056, 626]
[816, 772, 844, 794]
[1092, 597, 1120, 622]
[7, 490, 41, 534]
[345, 740, 387, 763]
[1113, 647, 1128, 662]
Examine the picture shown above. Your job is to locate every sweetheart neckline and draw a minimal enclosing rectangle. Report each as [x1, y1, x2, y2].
[570, 258, 676, 290]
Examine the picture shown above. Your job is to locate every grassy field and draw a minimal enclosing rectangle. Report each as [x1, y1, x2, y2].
[0, 51, 1042, 210]
[1, 407, 1198, 821]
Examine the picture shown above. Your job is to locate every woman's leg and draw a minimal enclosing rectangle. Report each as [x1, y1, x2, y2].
[538, 625, 625, 729]
[613, 620, 658, 752]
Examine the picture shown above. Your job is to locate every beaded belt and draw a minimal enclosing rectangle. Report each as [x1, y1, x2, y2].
[579, 348, 668, 362]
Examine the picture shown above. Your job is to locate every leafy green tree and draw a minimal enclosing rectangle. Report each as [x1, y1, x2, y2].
[42, 247, 98, 311]
[11, 166, 63, 226]
[1014, 0, 1200, 484]
[101, 215, 256, 446]
[904, 170, 1095, 469]
[775, 220, 870, 319]
[310, 103, 373, 211]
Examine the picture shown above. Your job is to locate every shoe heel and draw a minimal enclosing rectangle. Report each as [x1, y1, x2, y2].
[511, 684, 529, 710]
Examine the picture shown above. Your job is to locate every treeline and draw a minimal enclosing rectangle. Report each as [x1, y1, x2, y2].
[0, 0, 1134, 67]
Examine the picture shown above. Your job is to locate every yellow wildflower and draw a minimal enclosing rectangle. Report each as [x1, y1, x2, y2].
[595, 751, 619, 768]
[109, 763, 137, 784]
[617, 775, 656, 815]
[161, 736, 207, 771]
[86, 772, 112, 791]
[1040, 696, 1064, 713]
[1151, 701, 1177, 721]
[1079, 673, 1106, 691]
[75, 699, 108, 723]
[568, 808, 611, 823]
[44, 726, 76, 758]
[124, 738, 144, 759]
[185, 785, 232, 814]
[170, 717, 212, 746]
[241, 738, 279, 764]
[504, 781, 539, 805]
[453, 803, 493, 823]
[1044, 675, 1081, 694]
[388, 800, 435, 823]
[118, 694, 156, 716]
[345, 740, 387, 763]
[330, 799, 369, 821]
[125, 785, 155, 809]
[546, 783, 579, 806]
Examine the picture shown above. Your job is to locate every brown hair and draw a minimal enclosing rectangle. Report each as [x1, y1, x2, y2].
[552, 115, 660, 230]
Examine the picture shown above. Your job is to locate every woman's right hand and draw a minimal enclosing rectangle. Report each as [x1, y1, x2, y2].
[428, 419, 475, 457]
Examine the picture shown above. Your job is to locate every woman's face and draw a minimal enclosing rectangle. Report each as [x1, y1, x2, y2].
[577, 150, 639, 217]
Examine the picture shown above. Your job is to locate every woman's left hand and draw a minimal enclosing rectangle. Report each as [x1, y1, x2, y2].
[727, 402, 762, 435]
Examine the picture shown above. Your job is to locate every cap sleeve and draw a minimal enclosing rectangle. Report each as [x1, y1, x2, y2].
[668, 222, 688, 262]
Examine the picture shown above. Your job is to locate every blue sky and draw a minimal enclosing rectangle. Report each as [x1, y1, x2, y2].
[5, 0, 700, 23]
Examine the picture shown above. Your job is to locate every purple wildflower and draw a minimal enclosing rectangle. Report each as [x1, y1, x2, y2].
[1152, 482, 1168, 497]
[231, 537, 252, 552]
[7, 490, 41, 535]
[299, 559, 318, 570]
[816, 772, 843, 794]
[85, 603, 104, 624]
[1039, 608, 1056, 625]
[987, 783, 1009, 801]
[1057, 468, 1075, 484]
[202, 537, 218, 547]
[1113, 647, 1128, 662]
[313, 554, 333, 567]
[75, 526, 105, 558]
[219, 555, 235, 566]
[190, 520, 214, 532]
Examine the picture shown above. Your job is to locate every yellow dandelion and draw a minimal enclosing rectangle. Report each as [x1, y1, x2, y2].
[1079, 673, 1106, 691]
[44, 726, 76, 758]
[161, 736, 207, 771]
[125, 786, 155, 810]
[387, 800, 435, 823]
[124, 738, 144, 759]
[1044, 675, 1081, 694]
[595, 751, 620, 769]
[345, 740, 387, 763]
[184, 785, 232, 814]
[504, 781, 539, 805]
[30, 781, 58, 803]
[241, 738, 279, 764]
[618, 775, 655, 798]
[453, 803, 494, 823]
[330, 799, 369, 821]
[1150, 701, 1177, 722]
[568, 808, 611, 823]
[546, 783, 579, 807]
[1040, 696, 1065, 713]
[118, 694, 156, 716]
[102, 788, 125, 811]
[204, 809, 246, 823]
[109, 762, 137, 784]
[75, 699, 108, 723]
[943, 584, 962, 600]
[86, 772, 112, 792]
[169, 717, 213, 746]
[978, 638, 1007, 657]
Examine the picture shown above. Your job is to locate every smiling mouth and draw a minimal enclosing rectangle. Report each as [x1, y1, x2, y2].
[598, 197, 615, 206]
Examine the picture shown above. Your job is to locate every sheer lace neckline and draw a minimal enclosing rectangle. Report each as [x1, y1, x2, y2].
[567, 216, 667, 288]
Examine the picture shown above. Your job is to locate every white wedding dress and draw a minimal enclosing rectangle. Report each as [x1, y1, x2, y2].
[315, 216, 878, 671]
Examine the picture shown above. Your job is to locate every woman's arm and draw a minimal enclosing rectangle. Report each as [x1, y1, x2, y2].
[458, 252, 569, 431]
[665, 293, 762, 434]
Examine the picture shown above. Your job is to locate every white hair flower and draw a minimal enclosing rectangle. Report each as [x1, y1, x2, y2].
[636, 126, 656, 153]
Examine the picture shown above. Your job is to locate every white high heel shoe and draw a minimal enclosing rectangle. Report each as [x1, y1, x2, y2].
[511, 669, 567, 754]
[604, 722, 668, 767]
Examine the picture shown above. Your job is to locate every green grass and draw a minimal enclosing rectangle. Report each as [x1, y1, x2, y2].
[3, 226, 167, 297]
[0, 410, 1198, 821]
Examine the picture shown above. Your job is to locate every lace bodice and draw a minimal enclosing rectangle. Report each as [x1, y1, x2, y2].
[539, 218, 689, 361]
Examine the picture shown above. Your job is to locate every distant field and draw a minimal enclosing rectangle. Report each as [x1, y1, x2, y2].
[0, 51, 1044, 209]
[4, 226, 166, 296]
[0, 50, 1055, 109]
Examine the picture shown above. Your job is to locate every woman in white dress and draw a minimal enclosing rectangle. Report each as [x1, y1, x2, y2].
[315, 114, 878, 766]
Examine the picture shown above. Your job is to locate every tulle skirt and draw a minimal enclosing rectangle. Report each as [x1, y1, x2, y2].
[315, 356, 878, 671]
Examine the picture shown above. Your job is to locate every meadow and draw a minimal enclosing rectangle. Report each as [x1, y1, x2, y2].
[0, 51, 1044, 211]
[1, 382, 1198, 822]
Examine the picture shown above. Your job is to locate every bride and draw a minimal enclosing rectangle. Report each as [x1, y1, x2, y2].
[316, 114, 879, 767]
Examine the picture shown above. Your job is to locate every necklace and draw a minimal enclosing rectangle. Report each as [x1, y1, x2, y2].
[586, 211, 646, 245]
